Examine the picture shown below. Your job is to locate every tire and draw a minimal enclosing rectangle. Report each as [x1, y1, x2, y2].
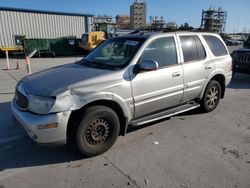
[75, 106, 120, 157]
[201, 80, 221, 112]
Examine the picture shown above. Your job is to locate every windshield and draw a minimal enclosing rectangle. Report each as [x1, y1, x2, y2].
[82, 37, 145, 70]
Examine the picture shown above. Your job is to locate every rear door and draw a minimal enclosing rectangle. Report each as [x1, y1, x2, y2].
[131, 35, 184, 118]
[177, 34, 215, 102]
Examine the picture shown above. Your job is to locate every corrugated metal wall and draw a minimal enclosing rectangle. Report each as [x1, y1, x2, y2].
[0, 9, 88, 48]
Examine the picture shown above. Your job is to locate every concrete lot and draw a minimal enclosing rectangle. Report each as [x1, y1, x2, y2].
[0, 50, 250, 187]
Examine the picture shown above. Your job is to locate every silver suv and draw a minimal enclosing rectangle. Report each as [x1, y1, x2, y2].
[12, 32, 232, 156]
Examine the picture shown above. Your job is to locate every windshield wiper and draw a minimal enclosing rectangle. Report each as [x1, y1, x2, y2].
[76, 59, 98, 68]
[86, 61, 119, 70]
[76, 58, 89, 65]
[94, 62, 116, 69]
[76, 59, 121, 70]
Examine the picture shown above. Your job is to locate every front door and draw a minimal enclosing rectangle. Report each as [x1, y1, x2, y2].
[131, 36, 184, 118]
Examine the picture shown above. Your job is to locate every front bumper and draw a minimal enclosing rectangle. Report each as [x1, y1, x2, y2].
[11, 100, 71, 144]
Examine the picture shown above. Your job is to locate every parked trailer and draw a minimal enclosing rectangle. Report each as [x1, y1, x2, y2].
[0, 7, 93, 53]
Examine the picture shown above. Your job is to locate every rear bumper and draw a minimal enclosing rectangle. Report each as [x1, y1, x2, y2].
[11, 100, 71, 145]
[233, 61, 250, 74]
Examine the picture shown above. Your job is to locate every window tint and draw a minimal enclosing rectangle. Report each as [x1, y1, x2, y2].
[194, 36, 206, 59]
[203, 35, 228, 57]
[180, 35, 206, 62]
[180, 36, 197, 62]
[141, 37, 177, 68]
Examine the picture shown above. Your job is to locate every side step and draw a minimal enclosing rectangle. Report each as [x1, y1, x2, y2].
[131, 102, 200, 126]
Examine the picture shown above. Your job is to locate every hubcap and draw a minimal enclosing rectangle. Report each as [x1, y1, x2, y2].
[85, 118, 111, 145]
[206, 86, 219, 108]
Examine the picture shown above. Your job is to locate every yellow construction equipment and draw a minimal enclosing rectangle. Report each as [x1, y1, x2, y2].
[80, 23, 116, 51]
[80, 31, 106, 51]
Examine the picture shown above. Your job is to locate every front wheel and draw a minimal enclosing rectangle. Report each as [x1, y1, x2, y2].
[75, 106, 120, 157]
[201, 80, 221, 112]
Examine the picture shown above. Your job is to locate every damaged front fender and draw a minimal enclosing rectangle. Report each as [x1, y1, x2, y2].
[49, 90, 133, 121]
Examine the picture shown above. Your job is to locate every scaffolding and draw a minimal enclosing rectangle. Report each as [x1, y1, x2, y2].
[200, 7, 227, 33]
[148, 16, 166, 30]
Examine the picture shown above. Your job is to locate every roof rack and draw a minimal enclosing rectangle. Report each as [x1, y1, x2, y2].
[128, 28, 213, 35]
[129, 30, 146, 35]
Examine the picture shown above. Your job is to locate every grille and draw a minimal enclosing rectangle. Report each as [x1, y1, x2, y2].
[238, 53, 250, 63]
[15, 89, 29, 110]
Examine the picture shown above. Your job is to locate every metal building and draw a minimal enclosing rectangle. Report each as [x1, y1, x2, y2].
[0, 7, 93, 50]
[200, 7, 227, 33]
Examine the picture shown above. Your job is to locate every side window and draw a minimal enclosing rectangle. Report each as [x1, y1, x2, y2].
[141, 37, 178, 68]
[180, 35, 206, 62]
[194, 36, 206, 59]
[180, 36, 198, 62]
[203, 35, 228, 57]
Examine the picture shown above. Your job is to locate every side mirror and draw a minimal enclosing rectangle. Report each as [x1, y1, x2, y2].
[133, 60, 159, 74]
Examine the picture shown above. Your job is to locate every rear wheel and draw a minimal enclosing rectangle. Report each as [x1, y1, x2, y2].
[201, 80, 221, 112]
[75, 106, 120, 157]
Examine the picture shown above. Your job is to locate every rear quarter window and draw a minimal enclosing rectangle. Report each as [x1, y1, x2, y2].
[203, 35, 228, 57]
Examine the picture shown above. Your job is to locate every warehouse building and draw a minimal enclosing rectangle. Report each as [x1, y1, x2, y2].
[0, 7, 94, 51]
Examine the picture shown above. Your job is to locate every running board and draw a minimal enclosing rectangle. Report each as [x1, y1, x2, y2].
[131, 102, 200, 126]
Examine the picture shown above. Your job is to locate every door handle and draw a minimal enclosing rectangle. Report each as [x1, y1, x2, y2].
[205, 65, 212, 70]
[172, 71, 181, 77]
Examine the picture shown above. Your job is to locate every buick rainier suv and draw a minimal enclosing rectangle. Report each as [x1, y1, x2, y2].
[12, 32, 232, 156]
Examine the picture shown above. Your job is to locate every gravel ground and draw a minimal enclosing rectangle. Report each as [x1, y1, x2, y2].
[0, 49, 250, 188]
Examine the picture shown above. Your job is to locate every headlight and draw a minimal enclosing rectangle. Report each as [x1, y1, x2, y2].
[28, 94, 56, 114]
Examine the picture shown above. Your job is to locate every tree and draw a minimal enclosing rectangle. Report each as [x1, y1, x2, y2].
[179, 23, 193, 30]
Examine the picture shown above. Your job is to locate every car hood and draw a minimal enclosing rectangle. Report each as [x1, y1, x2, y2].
[234, 47, 250, 52]
[20, 63, 120, 96]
